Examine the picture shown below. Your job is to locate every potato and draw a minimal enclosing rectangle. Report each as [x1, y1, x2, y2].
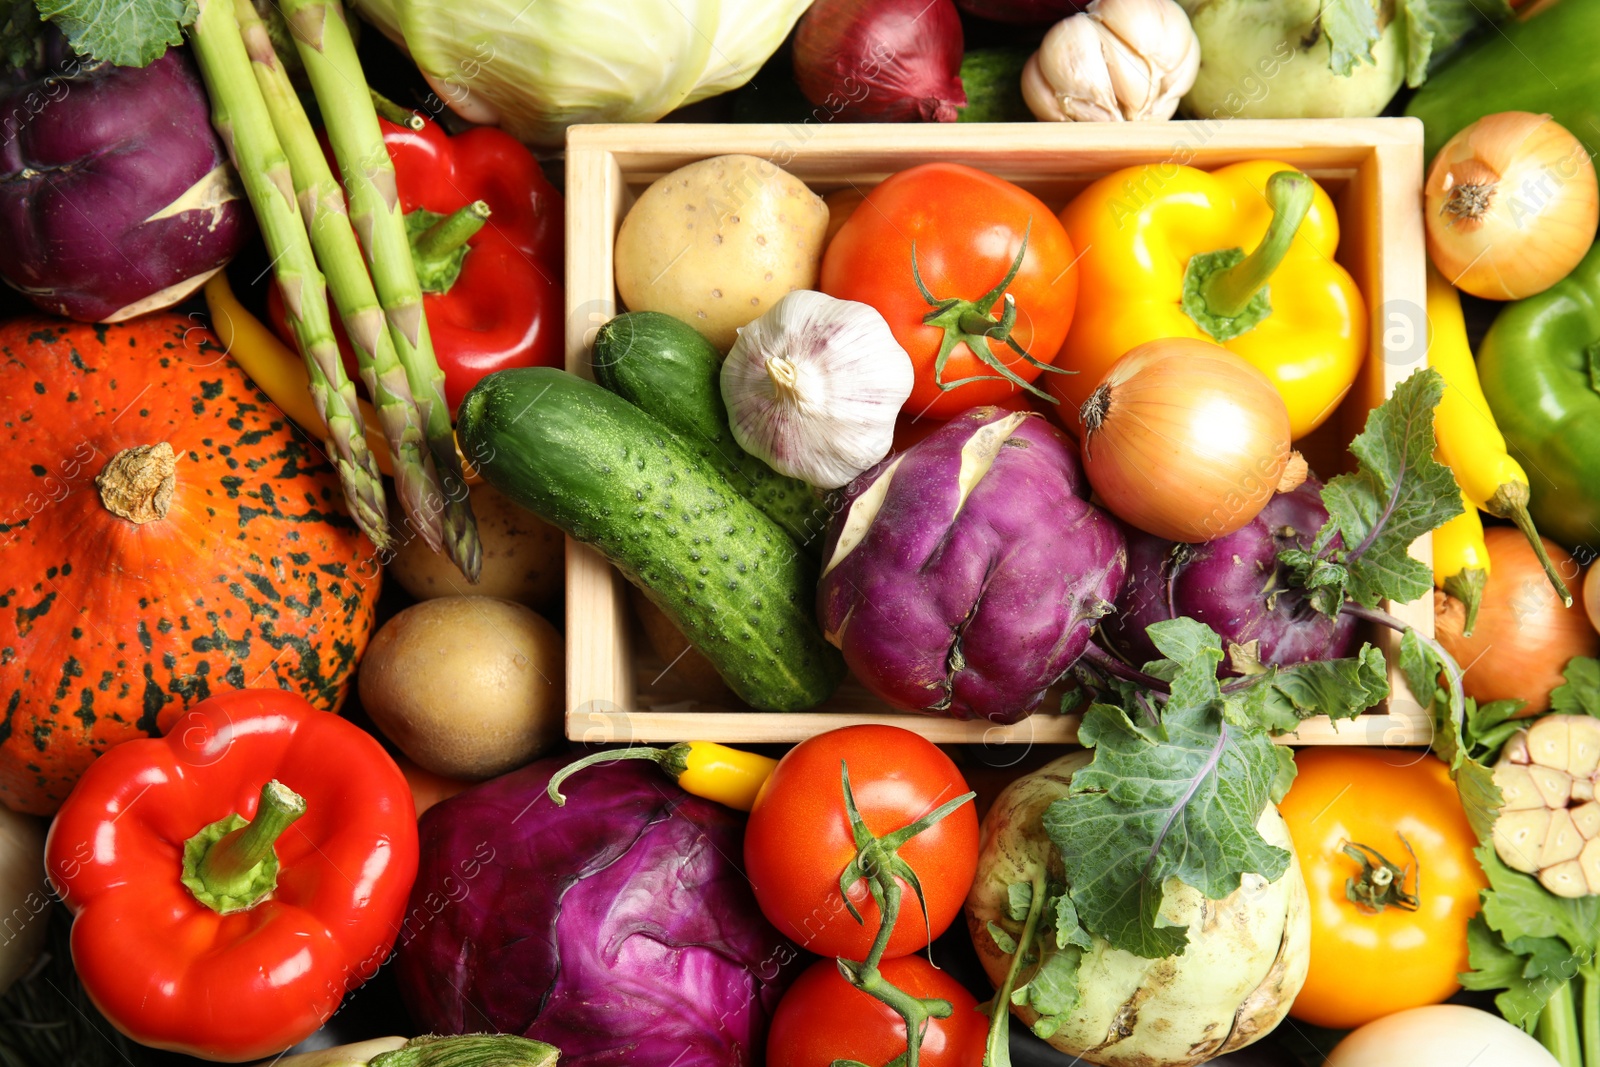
[358, 596, 565, 780]
[387, 483, 562, 610]
[614, 154, 828, 351]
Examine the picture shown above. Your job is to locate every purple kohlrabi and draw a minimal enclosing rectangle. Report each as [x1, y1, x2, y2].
[1101, 476, 1358, 675]
[816, 406, 1126, 723]
[0, 33, 249, 322]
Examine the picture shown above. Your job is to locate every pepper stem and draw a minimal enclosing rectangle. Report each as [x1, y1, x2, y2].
[416, 201, 491, 259]
[1444, 566, 1488, 637]
[1342, 836, 1420, 913]
[1201, 171, 1314, 318]
[1487, 481, 1573, 606]
[369, 88, 426, 131]
[545, 744, 692, 806]
[181, 780, 305, 914]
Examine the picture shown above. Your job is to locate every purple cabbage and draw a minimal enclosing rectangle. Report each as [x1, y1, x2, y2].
[0, 36, 249, 322]
[394, 757, 790, 1067]
[816, 406, 1126, 723]
[1101, 477, 1358, 674]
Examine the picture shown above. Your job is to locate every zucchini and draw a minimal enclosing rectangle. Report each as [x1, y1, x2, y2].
[592, 311, 828, 550]
[457, 368, 845, 712]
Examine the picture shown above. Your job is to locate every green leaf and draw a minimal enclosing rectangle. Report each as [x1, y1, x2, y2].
[1400, 629, 1500, 842]
[1313, 368, 1462, 610]
[1321, 0, 1383, 76]
[1006, 882, 1034, 924]
[36, 0, 194, 66]
[1051, 890, 1093, 951]
[1232, 644, 1391, 734]
[1477, 844, 1600, 958]
[1014, 946, 1083, 1036]
[1550, 657, 1600, 718]
[1, 0, 48, 72]
[1044, 640, 1290, 958]
[1461, 917, 1558, 1030]
[987, 921, 1019, 956]
[1400, 0, 1512, 87]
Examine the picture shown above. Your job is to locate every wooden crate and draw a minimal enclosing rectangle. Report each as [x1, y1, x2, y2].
[562, 119, 1431, 748]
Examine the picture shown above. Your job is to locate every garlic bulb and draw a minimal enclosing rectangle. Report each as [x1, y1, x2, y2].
[721, 291, 914, 490]
[1023, 0, 1200, 123]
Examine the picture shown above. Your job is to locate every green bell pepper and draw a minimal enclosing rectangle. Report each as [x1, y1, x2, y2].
[1478, 241, 1600, 555]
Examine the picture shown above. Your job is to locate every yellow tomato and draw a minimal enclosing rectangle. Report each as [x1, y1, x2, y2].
[1279, 748, 1486, 1030]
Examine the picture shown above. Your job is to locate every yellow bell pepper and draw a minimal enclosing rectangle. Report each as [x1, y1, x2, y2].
[1425, 265, 1569, 605]
[1050, 159, 1367, 440]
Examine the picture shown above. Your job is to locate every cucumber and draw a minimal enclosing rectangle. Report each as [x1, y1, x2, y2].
[956, 48, 1033, 123]
[592, 311, 828, 550]
[457, 367, 845, 712]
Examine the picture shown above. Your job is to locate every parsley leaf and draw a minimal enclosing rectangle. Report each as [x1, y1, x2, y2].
[1461, 917, 1561, 1029]
[1044, 620, 1291, 958]
[36, 0, 194, 67]
[1401, 0, 1511, 87]
[1321, 0, 1383, 76]
[1290, 368, 1461, 612]
[1550, 657, 1600, 718]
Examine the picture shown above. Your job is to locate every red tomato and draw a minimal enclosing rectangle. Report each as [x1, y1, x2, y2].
[821, 163, 1078, 419]
[744, 726, 979, 961]
[767, 956, 987, 1067]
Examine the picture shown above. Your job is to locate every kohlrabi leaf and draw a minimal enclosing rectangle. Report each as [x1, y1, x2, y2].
[1044, 621, 1290, 958]
[1225, 644, 1391, 735]
[1321, 0, 1383, 76]
[1460, 918, 1559, 1030]
[36, 0, 193, 66]
[1052, 889, 1092, 951]
[1016, 945, 1082, 1041]
[1550, 657, 1600, 718]
[1299, 368, 1461, 612]
[1401, 0, 1512, 87]
[1, 0, 48, 72]
[1400, 629, 1500, 842]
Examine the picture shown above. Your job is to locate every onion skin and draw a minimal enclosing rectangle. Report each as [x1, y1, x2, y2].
[1424, 111, 1598, 301]
[1080, 338, 1292, 543]
[1103, 478, 1358, 674]
[1436, 526, 1600, 714]
[793, 0, 967, 123]
[1586, 564, 1600, 635]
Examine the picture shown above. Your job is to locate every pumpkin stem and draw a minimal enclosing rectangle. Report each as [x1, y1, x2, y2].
[96, 443, 177, 524]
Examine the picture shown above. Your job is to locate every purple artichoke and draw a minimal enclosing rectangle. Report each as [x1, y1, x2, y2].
[1101, 477, 1358, 674]
[395, 757, 791, 1066]
[817, 406, 1126, 723]
[0, 36, 249, 322]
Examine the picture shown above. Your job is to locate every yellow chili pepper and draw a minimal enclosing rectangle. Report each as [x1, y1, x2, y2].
[205, 274, 481, 485]
[1053, 159, 1367, 439]
[1426, 265, 1570, 604]
[1433, 490, 1489, 635]
[546, 742, 778, 812]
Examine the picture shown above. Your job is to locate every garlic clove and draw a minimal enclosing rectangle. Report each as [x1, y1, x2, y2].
[1545, 808, 1584, 865]
[1492, 763, 1546, 811]
[1494, 808, 1552, 874]
[1089, 0, 1200, 121]
[1528, 715, 1571, 770]
[1569, 717, 1600, 778]
[1584, 837, 1600, 895]
[1575, 777, 1596, 803]
[1028, 17, 1122, 123]
[1573, 800, 1600, 839]
[1530, 764, 1575, 810]
[1504, 729, 1532, 765]
[1542, 859, 1589, 899]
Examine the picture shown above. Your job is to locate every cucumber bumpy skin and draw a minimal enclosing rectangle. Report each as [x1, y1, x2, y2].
[592, 311, 830, 551]
[456, 367, 844, 712]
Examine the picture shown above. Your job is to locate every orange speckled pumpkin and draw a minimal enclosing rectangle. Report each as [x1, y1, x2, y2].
[0, 314, 381, 814]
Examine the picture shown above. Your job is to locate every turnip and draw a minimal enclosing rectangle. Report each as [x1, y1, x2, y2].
[1101, 478, 1357, 674]
[967, 752, 1310, 1067]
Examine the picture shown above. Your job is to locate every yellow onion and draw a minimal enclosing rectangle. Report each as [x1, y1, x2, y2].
[1437, 526, 1600, 715]
[1425, 111, 1599, 300]
[1078, 337, 1291, 543]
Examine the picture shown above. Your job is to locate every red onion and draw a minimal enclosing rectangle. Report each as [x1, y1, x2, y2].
[956, 0, 1086, 23]
[793, 0, 967, 123]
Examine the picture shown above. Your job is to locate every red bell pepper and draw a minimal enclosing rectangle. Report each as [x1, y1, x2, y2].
[45, 689, 419, 1062]
[269, 115, 564, 413]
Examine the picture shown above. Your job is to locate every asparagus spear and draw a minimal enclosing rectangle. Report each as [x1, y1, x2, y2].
[235, 0, 448, 555]
[187, 0, 390, 549]
[279, 0, 481, 580]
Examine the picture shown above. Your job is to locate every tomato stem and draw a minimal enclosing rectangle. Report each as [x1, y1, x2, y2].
[834, 761, 975, 1067]
[910, 221, 1068, 403]
[1340, 836, 1420, 913]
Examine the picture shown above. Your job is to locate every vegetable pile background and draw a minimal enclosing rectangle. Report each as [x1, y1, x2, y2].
[3, 0, 1600, 1065]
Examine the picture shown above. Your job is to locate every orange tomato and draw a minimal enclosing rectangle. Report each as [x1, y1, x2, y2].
[1279, 748, 1486, 1030]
